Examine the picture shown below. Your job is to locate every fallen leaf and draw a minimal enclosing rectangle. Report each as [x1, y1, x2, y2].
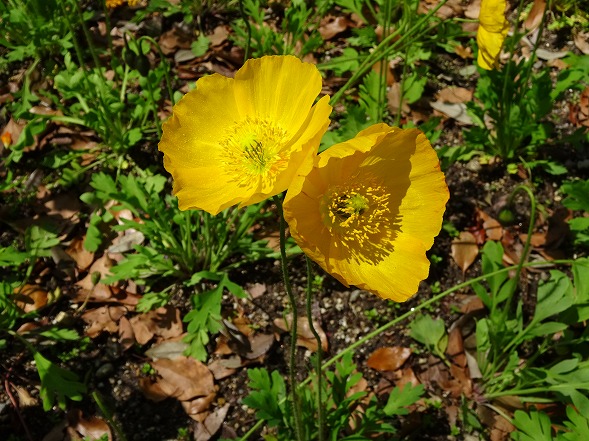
[367, 346, 412, 372]
[436, 87, 473, 103]
[140, 356, 215, 402]
[66, 237, 94, 271]
[274, 315, 328, 352]
[182, 392, 216, 422]
[574, 31, 589, 55]
[451, 231, 479, 274]
[67, 409, 113, 441]
[145, 339, 189, 360]
[245, 333, 274, 360]
[319, 15, 355, 40]
[476, 209, 503, 241]
[446, 328, 466, 368]
[129, 305, 183, 345]
[430, 100, 473, 124]
[524, 0, 546, 31]
[14, 285, 48, 313]
[194, 403, 230, 441]
[82, 306, 127, 338]
[208, 356, 240, 380]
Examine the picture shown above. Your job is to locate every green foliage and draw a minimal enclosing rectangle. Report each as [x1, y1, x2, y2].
[0, 0, 75, 70]
[231, 0, 326, 57]
[183, 273, 246, 361]
[472, 242, 589, 407]
[81, 171, 272, 286]
[243, 352, 425, 439]
[511, 407, 589, 441]
[33, 349, 86, 411]
[409, 313, 448, 361]
[465, 59, 554, 161]
[561, 179, 589, 247]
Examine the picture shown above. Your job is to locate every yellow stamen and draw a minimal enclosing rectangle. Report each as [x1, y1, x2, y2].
[322, 178, 397, 263]
[221, 117, 290, 188]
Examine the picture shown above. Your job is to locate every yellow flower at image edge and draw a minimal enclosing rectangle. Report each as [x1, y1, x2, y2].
[159, 55, 332, 215]
[283, 124, 449, 302]
[477, 0, 509, 70]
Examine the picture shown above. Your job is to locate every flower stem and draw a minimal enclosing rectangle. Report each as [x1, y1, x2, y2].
[305, 256, 324, 441]
[274, 196, 304, 441]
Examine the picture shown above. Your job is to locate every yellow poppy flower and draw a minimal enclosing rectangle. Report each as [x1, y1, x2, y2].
[283, 124, 449, 302]
[159, 56, 332, 215]
[477, 0, 509, 70]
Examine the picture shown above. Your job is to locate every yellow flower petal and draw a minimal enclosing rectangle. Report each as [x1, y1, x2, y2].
[476, 0, 509, 70]
[159, 56, 332, 215]
[283, 125, 449, 302]
[234, 56, 325, 132]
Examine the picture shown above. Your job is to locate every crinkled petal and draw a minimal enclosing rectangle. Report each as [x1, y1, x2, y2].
[159, 75, 240, 168]
[234, 56, 324, 133]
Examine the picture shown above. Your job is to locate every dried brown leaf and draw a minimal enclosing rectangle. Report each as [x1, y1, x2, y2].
[82, 306, 127, 338]
[67, 409, 112, 441]
[319, 15, 355, 40]
[367, 346, 412, 372]
[451, 231, 479, 274]
[436, 87, 473, 103]
[129, 306, 183, 345]
[66, 237, 94, 272]
[274, 315, 328, 352]
[524, 0, 546, 30]
[194, 403, 230, 441]
[182, 392, 216, 422]
[574, 31, 589, 55]
[141, 356, 215, 402]
[14, 285, 48, 313]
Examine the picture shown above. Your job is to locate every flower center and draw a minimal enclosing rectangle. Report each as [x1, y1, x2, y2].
[220, 117, 289, 187]
[322, 180, 396, 263]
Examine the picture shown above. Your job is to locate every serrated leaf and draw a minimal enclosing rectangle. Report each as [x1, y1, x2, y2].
[383, 383, 424, 416]
[511, 410, 553, 441]
[242, 368, 287, 428]
[33, 351, 86, 411]
[533, 270, 574, 323]
[410, 314, 447, 354]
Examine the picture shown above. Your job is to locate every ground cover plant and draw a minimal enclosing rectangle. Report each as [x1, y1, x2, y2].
[1, 0, 589, 440]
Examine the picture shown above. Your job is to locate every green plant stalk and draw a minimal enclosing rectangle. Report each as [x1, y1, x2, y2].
[486, 382, 589, 400]
[497, 0, 527, 157]
[238, 258, 577, 440]
[498, 186, 536, 330]
[238, 0, 251, 61]
[138, 36, 176, 106]
[144, 75, 162, 138]
[305, 256, 324, 441]
[73, 0, 102, 70]
[330, 0, 448, 106]
[93, 390, 128, 441]
[274, 196, 304, 441]
[61, 2, 120, 145]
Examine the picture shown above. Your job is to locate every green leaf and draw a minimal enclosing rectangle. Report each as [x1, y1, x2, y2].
[183, 286, 224, 361]
[533, 270, 574, 323]
[511, 410, 553, 441]
[573, 258, 589, 303]
[560, 406, 589, 440]
[33, 351, 86, 411]
[191, 35, 210, 57]
[242, 368, 287, 428]
[481, 241, 507, 297]
[383, 383, 425, 416]
[0, 246, 29, 267]
[561, 179, 589, 211]
[410, 313, 448, 354]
